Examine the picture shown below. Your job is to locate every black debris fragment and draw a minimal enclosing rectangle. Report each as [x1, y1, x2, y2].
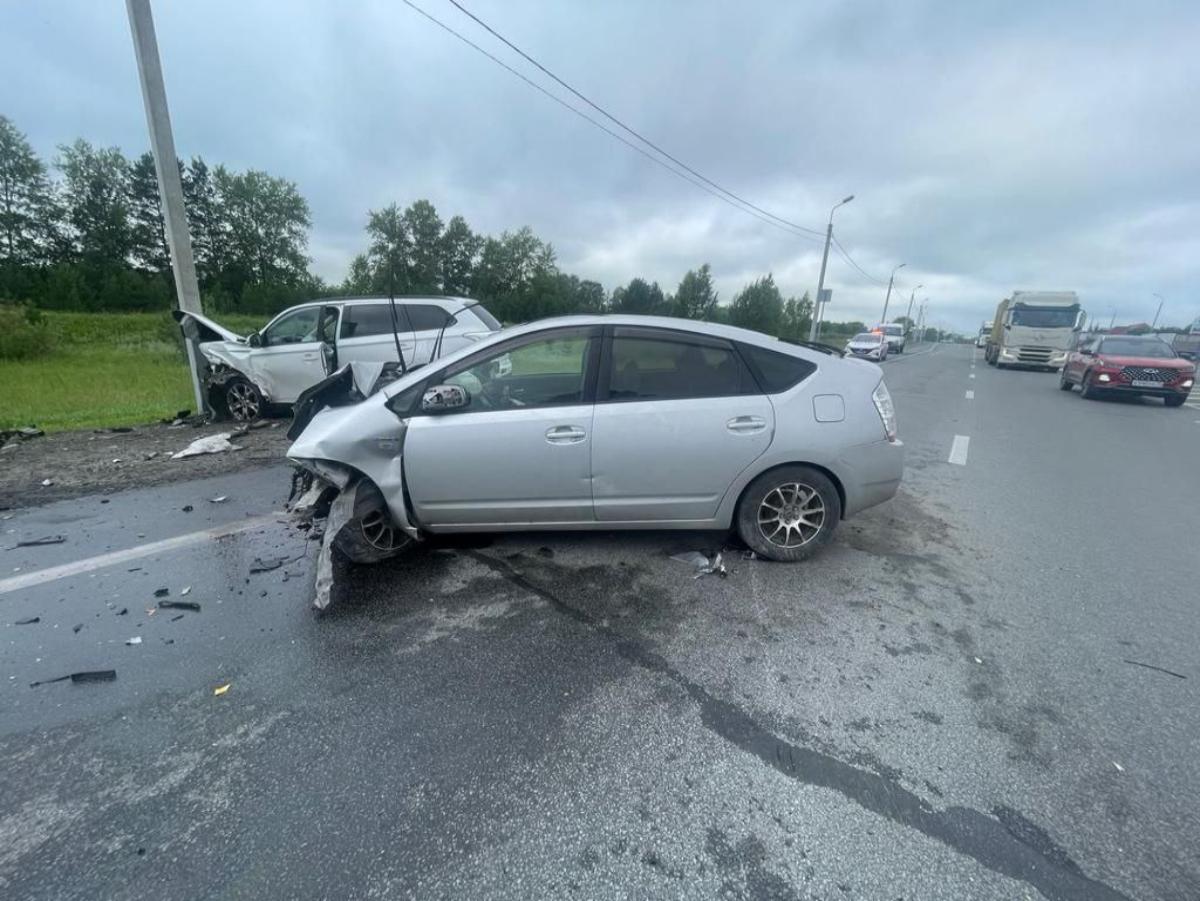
[154, 588, 169, 598]
[8, 535, 66, 549]
[1124, 659, 1187, 680]
[170, 614, 184, 622]
[158, 600, 201, 612]
[249, 556, 287, 574]
[72, 623, 83, 633]
[115, 607, 129, 616]
[15, 616, 40, 625]
[181, 505, 194, 513]
[30, 669, 117, 688]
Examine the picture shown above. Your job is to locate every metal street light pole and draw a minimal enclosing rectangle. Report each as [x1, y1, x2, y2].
[903, 283, 923, 335]
[126, 0, 208, 414]
[879, 263, 906, 325]
[809, 194, 854, 341]
[916, 300, 927, 342]
[1151, 293, 1164, 329]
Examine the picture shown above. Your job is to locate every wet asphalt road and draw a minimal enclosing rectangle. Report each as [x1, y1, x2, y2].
[2, 343, 1198, 900]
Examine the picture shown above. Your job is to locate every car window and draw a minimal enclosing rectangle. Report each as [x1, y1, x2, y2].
[339, 303, 409, 339]
[738, 343, 818, 393]
[263, 307, 320, 345]
[1097, 338, 1175, 358]
[1010, 308, 1078, 328]
[851, 333, 878, 342]
[406, 304, 452, 331]
[606, 335, 753, 401]
[440, 332, 590, 411]
[465, 304, 502, 331]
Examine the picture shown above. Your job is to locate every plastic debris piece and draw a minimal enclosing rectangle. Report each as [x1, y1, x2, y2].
[671, 550, 727, 579]
[213, 683, 231, 696]
[9, 535, 66, 549]
[170, 614, 184, 622]
[209, 496, 228, 503]
[125, 636, 143, 645]
[41, 478, 53, 487]
[72, 623, 83, 633]
[180, 586, 191, 596]
[146, 608, 156, 616]
[154, 588, 169, 598]
[181, 505, 194, 513]
[30, 669, 117, 687]
[158, 600, 200, 612]
[171, 433, 243, 459]
[1113, 761, 1124, 772]
[15, 616, 40, 625]
[115, 607, 128, 616]
[249, 556, 287, 574]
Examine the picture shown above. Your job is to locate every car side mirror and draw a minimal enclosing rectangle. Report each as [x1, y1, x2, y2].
[248, 332, 262, 348]
[421, 384, 469, 413]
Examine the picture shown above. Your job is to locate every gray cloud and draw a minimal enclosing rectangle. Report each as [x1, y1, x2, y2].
[3, 0, 1198, 331]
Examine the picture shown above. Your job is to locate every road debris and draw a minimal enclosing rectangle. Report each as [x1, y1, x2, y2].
[670, 550, 728, 579]
[0, 426, 44, 444]
[15, 616, 40, 625]
[1123, 659, 1186, 680]
[115, 607, 128, 616]
[154, 588, 169, 598]
[1113, 761, 1125, 772]
[170, 614, 184, 622]
[30, 669, 117, 688]
[209, 495, 228, 504]
[7, 534, 66, 549]
[249, 555, 288, 574]
[180, 586, 191, 595]
[72, 623, 82, 633]
[158, 600, 201, 612]
[170, 433, 243, 460]
[126, 636, 142, 645]
[181, 505, 194, 513]
[41, 478, 53, 487]
[213, 683, 231, 696]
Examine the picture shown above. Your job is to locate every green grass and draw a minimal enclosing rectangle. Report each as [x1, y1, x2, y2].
[0, 311, 268, 432]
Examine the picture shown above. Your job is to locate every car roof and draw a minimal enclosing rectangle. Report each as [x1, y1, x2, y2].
[284, 296, 478, 312]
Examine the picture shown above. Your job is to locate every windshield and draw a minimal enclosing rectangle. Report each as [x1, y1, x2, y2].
[851, 333, 878, 343]
[1098, 337, 1176, 358]
[1010, 307, 1078, 328]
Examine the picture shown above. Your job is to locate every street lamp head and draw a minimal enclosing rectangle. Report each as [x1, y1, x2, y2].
[841, 194, 855, 205]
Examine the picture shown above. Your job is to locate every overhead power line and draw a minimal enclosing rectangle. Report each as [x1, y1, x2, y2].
[443, 0, 828, 240]
[399, 0, 823, 243]
[832, 235, 888, 286]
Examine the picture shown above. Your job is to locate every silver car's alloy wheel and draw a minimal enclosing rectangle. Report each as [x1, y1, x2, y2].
[358, 507, 406, 552]
[226, 380, 261, 421]
[757, 482, 826, 548]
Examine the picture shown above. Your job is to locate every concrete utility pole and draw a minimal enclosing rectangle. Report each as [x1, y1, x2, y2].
[879, 263, 906, 326]
[903, 284, 923, 335]
[916, 300, 927, 343]
[809, 194, 854, 341]
[1151, 293, 1164, 329]
[126, 0, 207, 414]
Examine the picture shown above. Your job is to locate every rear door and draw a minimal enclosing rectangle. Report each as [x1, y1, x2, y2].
[403, 326, 601, 526]
[338, 302, 416, 368]
[590, 326, 774, 522]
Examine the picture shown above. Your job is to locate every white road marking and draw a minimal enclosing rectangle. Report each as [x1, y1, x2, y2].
[965, 390, 975, 399]
[948, 435, 970, 466]
[969, 373, 976, 379]
[0, 514, 282, 595]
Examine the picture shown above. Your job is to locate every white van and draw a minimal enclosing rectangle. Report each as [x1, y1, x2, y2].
[876, 323, 907, 354]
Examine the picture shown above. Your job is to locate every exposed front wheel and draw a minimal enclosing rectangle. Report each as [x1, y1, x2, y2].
[1079, 373, 1098, 400]
[224, 377, 264, 422]
[736, 466, 841, 562]
[1059, 369, 1074, 391]
[333, 481, 413, 564]
[1165, 395, 1186, 408]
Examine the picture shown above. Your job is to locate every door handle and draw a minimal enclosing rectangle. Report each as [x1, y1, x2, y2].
[545, 425, 587, 445]
[726, 415, 767, 434]
[302, 353, 318, 361]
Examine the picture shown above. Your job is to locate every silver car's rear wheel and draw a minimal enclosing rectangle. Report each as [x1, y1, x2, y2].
[736, 465, 841, 562]
[225, 378, 263, 422]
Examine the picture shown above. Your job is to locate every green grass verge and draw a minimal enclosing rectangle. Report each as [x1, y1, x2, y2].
[0, 311, 268, 432]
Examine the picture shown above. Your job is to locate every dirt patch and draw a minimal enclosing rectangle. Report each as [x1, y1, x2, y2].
[0, 419, 292, 510]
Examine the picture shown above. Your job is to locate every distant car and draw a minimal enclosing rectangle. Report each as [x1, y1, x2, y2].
[287, 316, 905, 566]
[846, 332, 889, 361]
[876, 323, 906, 354]
[175, 296, 502, 420]
[1060, 335, 1195, 406]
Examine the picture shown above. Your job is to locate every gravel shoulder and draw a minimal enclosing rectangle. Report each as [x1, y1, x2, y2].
[0, 418, 292, 510]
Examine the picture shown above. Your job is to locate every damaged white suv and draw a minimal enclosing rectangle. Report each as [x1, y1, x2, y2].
[287, 316, 905, 607]
[175, 296, 502, 420]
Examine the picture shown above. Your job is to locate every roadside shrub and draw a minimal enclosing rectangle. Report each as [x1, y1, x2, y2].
[0, 302, 57, 360]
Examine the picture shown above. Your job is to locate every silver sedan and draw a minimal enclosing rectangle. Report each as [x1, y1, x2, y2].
[288, 316, 903, 577]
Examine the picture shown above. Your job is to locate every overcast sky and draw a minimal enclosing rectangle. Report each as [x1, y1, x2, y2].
[4, 0, 1199, 332]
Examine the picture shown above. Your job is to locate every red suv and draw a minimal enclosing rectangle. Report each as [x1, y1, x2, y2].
[1060, 335, 1195, 406]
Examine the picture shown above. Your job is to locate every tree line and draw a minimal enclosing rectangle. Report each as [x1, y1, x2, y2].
[1, 114, 869, 340]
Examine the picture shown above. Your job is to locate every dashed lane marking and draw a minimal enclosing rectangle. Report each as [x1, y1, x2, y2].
[948, 435, 970, 466]
[0, 514, 283, 595]
[965, 390, 975, 399]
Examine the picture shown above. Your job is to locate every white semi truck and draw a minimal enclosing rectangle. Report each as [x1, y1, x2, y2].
[985, 291, 1084, 370]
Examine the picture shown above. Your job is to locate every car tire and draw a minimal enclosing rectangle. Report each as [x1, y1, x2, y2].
[333, 481, 413, 564]
[1080, 372, 1098, 400]
[224, 377, 264, 422]
[1165, 395, 1186, 408]
[736, 465, 841, 563]
[1059, 369, 1074, 391]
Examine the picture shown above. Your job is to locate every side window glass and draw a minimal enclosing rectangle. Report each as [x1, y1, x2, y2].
[739, 344, 817, 393]
[263, 308, 320, 346]
[440, 333, 589, 411]
[607, 336, 750, 401]
[340, 304, 407, 339]
[406, 305, 451, 332]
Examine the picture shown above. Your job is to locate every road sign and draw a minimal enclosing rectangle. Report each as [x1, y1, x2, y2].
[818, 288, 832, 305]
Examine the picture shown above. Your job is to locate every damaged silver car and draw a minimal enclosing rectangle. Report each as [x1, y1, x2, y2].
[287, 316, 905, 608]
[174, 296, 501, 420]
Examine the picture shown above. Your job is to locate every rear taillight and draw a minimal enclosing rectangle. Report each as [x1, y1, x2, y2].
[872, 381, 897, 442]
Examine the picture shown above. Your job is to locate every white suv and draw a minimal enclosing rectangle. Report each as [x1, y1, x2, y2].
[176, 296, 502, 420]
[877, 323, 907, 354]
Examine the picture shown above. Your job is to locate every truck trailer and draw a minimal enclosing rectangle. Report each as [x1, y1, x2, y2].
[985, 291, 1083, 370]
